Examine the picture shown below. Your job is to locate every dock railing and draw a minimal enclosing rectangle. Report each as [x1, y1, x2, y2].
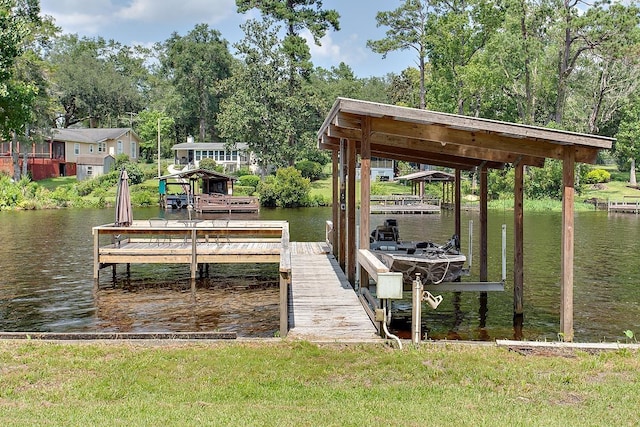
[608, 195, 640, 214]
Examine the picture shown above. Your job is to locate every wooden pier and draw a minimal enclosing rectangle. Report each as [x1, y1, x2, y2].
[608, 196, 640, 213]
[287, 250, 379, 341]
[370, 195, 441, 214]
[92, 220, 378, 340]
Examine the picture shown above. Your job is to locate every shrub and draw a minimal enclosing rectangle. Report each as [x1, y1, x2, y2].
[585, 168, 611, 184]
[199, 158, 224, 173]
[295, 160, 323, 181]
[239, 174, 260, 189]
[257, 167, 310, 208]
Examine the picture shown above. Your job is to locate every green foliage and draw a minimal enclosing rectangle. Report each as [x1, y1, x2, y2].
[257, 167, 310, 207]
[294, 160, 323, 181]
[584, 169, 611, 184]
[198, 158, 224, 173]
[0, 175, 23, 209]
[233, 167, 253, 177]
[158, 23, 232, 142]
[114, 154, 130, 169]
[130, 188, 156, 206]
[239, 174, 260, 189]
[46, 35, 147, 128]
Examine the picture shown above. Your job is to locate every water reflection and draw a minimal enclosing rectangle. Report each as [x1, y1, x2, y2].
[1, 207, 639, 341]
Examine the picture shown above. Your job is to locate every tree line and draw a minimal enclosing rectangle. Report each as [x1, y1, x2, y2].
[2, 0, 640, 188]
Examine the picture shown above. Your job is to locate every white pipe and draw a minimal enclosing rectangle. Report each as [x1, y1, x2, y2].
[502, 224, 507, 282]
[468, 220, 473, 269]
[382, 310, 403, 350]
[412, 274, 422, 345]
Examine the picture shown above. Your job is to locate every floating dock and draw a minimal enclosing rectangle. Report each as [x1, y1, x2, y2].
[608, 196, 640, 214]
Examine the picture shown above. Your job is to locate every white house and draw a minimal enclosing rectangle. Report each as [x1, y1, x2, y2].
[171, 142, 256, 174]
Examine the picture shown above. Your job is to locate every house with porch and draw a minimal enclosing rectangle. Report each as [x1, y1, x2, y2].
[171, 141, 257, 174]
[0, 127, 140, 180]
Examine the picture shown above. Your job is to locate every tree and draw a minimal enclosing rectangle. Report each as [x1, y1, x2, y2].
[134, 110, 175, 162]
[158, 24, 233, 143]
[552, 0, 640, 125]
[218, 19, 296, 170]
[47, 36, 146, 128]
[236, 0, 339, 165]
[615, 100, 640, 186]
[0, 0, 55, 180]
[367, 0, 431, 109]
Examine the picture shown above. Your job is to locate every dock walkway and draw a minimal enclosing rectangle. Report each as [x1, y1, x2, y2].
[287, 250, 379, 341]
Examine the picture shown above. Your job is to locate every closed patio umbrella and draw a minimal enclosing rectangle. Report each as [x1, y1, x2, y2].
[115, 168, 132, 226]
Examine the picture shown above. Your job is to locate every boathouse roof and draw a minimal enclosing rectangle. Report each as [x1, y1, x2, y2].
[158, 168, 236, 181]
[317, 98, 613, 169]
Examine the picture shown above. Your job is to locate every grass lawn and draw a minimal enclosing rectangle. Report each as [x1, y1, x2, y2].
[36, 176, 77, 190]
[0, 341, 638, 426]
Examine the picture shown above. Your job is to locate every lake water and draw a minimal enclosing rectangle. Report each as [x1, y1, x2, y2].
[0, 206, 639, 342]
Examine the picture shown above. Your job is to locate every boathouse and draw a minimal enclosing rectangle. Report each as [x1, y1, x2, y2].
[318, 97, 613, 342]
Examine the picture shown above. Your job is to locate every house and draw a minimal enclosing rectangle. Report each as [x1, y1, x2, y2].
[76, 154, 116, 181]
[171, 141, 256, 174]
[0, 127, 140, 180]
[50, 128, 140, 177]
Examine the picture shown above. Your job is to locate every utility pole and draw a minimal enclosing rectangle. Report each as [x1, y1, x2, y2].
[157, 117, 161, 178]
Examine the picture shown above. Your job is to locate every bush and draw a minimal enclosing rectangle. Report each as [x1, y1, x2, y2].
[257, 167, 310, 208]
[239, 174, 260, 189]
[585, 168, 611, 184]
[295, 160, 323, 181]
[199, 158, 224, 173]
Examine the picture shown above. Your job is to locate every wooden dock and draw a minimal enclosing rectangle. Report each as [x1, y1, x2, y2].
[370, 195, 441, 214]
[608, 196, 640, 213]
[92, 220, 378, 340]
[287, 251, 379, 341]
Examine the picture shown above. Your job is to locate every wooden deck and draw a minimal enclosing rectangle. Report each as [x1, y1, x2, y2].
[195, 194, 259, 213]
[370, 195, 441, 214]
[608, 196, 640, 213]
[92, 220, 378, 341]
[287, 252, 379, 341]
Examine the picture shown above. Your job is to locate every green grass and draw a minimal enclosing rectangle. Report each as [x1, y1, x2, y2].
[0, 341, 638, 426]
[36, 176, 77, 190]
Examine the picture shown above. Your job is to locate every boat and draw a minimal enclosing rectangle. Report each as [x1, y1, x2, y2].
[370, 219, 468, 286]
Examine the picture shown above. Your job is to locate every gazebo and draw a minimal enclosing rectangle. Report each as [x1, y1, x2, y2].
[317, 98, 613, 341]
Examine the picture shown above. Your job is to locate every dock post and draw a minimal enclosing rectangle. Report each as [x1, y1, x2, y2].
[412, 274, 422, 344]
[92, 227, 100, 281]
[190, 228, 197, 279]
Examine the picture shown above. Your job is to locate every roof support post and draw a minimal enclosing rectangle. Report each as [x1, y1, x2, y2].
[561, 146, 575, 342]
[359, 117, 372, 289]
[513, 161, 524, 338]
[339, 139, 346, 271]
[454, 169, 461, 240]
[346, 138, 357, 287]
[332, 149, 339, 257]
[479, 165, 489, 328]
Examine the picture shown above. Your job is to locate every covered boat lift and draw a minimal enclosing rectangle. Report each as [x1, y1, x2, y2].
[318, 98, 613, 341]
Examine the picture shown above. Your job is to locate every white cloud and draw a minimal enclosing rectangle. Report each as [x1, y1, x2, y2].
[116, 0, 236, 24]
[41, 0, 237, 36]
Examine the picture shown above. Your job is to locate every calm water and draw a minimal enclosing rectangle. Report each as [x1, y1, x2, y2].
[0, 206, 639, 341]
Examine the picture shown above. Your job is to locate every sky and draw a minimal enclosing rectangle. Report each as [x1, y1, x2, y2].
[39, 0, 417, 78]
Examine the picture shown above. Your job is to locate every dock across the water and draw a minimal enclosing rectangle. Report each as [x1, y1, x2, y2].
[608, 196, 640, 214]
[92, 220, 379, 340]
[370, 195, 441, 214]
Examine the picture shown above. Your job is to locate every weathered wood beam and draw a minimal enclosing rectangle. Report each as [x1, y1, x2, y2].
[327, 124, 545, 167]
[360, 117, 372, 288]
[347, 138, 357, 286]
[561, 146, 575, 342]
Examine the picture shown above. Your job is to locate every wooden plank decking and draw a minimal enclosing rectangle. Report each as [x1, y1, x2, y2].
[287, 252, 380, 341]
